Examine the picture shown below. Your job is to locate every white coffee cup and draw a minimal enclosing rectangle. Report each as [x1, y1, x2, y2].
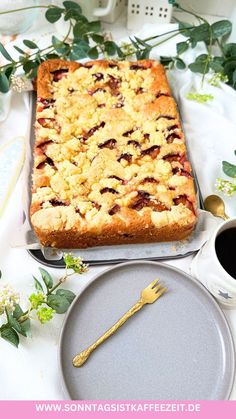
[54, 0, 116, 37]
[191, 218, 236, 309]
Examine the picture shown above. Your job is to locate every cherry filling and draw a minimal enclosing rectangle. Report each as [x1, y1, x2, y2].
[135, 87, 145, 94]
[98, 103, 106, 108]
[98, 139, 117, 149]
[49, 199, 67, 206]
[140, 177, 158, 184]
[155, 92, 170, 98]
[166, 132, 181, 144]
[156, 115, 175, 121]
[173, 194, 194, 212]
[163, 153, 181, 163]
[108, 175, 127, 185]
[117, 153, 132, 163]
[37, 98, 55, 111]
[108, 63, 119, 69]
[51, 69, 68, 82]
[107, 74, 121, 96]
[141, 145, 160, 159]
[92, 72, 104, 81]
[172, 167, 192, 178]
[37, 140, 53, 153]
[100, 187, 118, 194]
[167, 124, 179, 131]
[37, 118, 56, 129]
[144, 133, 150, 139]
[123, 129, 134, 137]
[109, 204, 120, 215]
[92, 201, 102, 210]
[127, 140, 141, 148]
[130, 65, 148, 70]
[36, 157, 55, 169]
[131, 191, 167, 212]
[83, 121, 105, 140]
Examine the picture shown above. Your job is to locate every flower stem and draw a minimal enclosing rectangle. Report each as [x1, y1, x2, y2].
[0, 5, 49, 15]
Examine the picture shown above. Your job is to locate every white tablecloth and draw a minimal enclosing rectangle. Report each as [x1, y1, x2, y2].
[0, 12, 236, 400]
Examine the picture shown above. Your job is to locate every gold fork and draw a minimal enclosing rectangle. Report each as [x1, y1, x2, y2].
[72, 279, 167, 368]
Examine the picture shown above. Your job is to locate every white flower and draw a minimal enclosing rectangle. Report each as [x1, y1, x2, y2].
[0, 284, 20, 315]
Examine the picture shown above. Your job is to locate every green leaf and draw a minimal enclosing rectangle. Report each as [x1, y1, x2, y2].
[14, 45, 26, 55]
[90, 33, 104, 44]
[13, 305, 31, 336]
[211, 20, 232, 39]
[6, 308, 26, 337]
[190, 23, 211, 42]
[0, 43, 13, 62]
[88, 46, 99, 59]
[45, 6, 63, 23]
[64, 8, 81, 21]
[0, 72, 10, 93]
[136, 47, 151, 60]
[104, 41, 117, 56]
[223, 43, 236, 58]
[73, 22, 89, 37]
[179, 21, 192, 38]
[209, 56, 224, 72]
[63, 1, 82, 13]
[175, 58, 186, 69]
[23, 60, 38, 74]
[39, 268, 53, 291]
[56, 289, 75, 304]
[0, 270, 1, 279]
[223, 161, 236, 177]
[1, 327, 19, 347]
[69, 40, 90, 59]
[33, 276, 44, 293]
[177, 41, 188, 55]
[47, 294, 70, 314]
[23, 40, 38, 49]
[88, 20, 101, 33]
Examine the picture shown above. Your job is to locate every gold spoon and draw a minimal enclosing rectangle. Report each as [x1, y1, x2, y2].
[204, 194, 229, 220]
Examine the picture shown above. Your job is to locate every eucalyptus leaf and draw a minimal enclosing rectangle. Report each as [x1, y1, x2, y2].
[56, 289, 75, 304]
[179, 21, 193, 38]
[90, 33, 104, 44]
[70, 40, 90, 59]
[64, 8, 81, 21]
[14, 46, 26, 55]
[0, 43, 14, 62]
[73, 22, 89, 37]
[6, 308, 26, 337]
[190, 23, 210, 42]
[47, 294, 70, 314]
[88, 46, 99, 59]
[1, 327, 19, 347]
[13, 305, 31, 336]
[33, 276, 44, 293]
[175, 58, 186, 69]
[211, 20, 232, 39]
[223, 43, 236, 58]
[222, 161, 236, 177]
[0, 73, 10, 93]
[63, 1, 82, 13]
[45, 7, 63, 23]
[39, 268, 53, 291]
[104, 41, 117, 56]
[176, 41, 188, 55]
[23, 40, 38, 49]
[88, 21, 101, 33]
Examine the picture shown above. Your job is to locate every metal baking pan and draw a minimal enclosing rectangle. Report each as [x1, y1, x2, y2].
[26, 92, 206, 268]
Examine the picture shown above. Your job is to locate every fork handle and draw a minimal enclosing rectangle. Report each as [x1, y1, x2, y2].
[72, 299, 145, 367]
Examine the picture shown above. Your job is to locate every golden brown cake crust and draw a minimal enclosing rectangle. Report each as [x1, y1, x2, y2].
[31, 59, 197, 248]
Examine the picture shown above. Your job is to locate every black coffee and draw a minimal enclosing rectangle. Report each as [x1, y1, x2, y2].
[215, 228, 236, 279]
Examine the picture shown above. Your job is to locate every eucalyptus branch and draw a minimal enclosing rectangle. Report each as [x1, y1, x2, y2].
[0, 253, 88, 347]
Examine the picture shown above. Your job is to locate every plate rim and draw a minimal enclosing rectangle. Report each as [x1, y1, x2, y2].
[58, 260, 235, 400]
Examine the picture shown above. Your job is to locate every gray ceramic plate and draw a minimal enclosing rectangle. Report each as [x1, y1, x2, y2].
[59, 261, 235, 400]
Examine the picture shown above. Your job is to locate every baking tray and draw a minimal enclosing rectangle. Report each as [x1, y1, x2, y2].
[24, 92, 209, 267]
